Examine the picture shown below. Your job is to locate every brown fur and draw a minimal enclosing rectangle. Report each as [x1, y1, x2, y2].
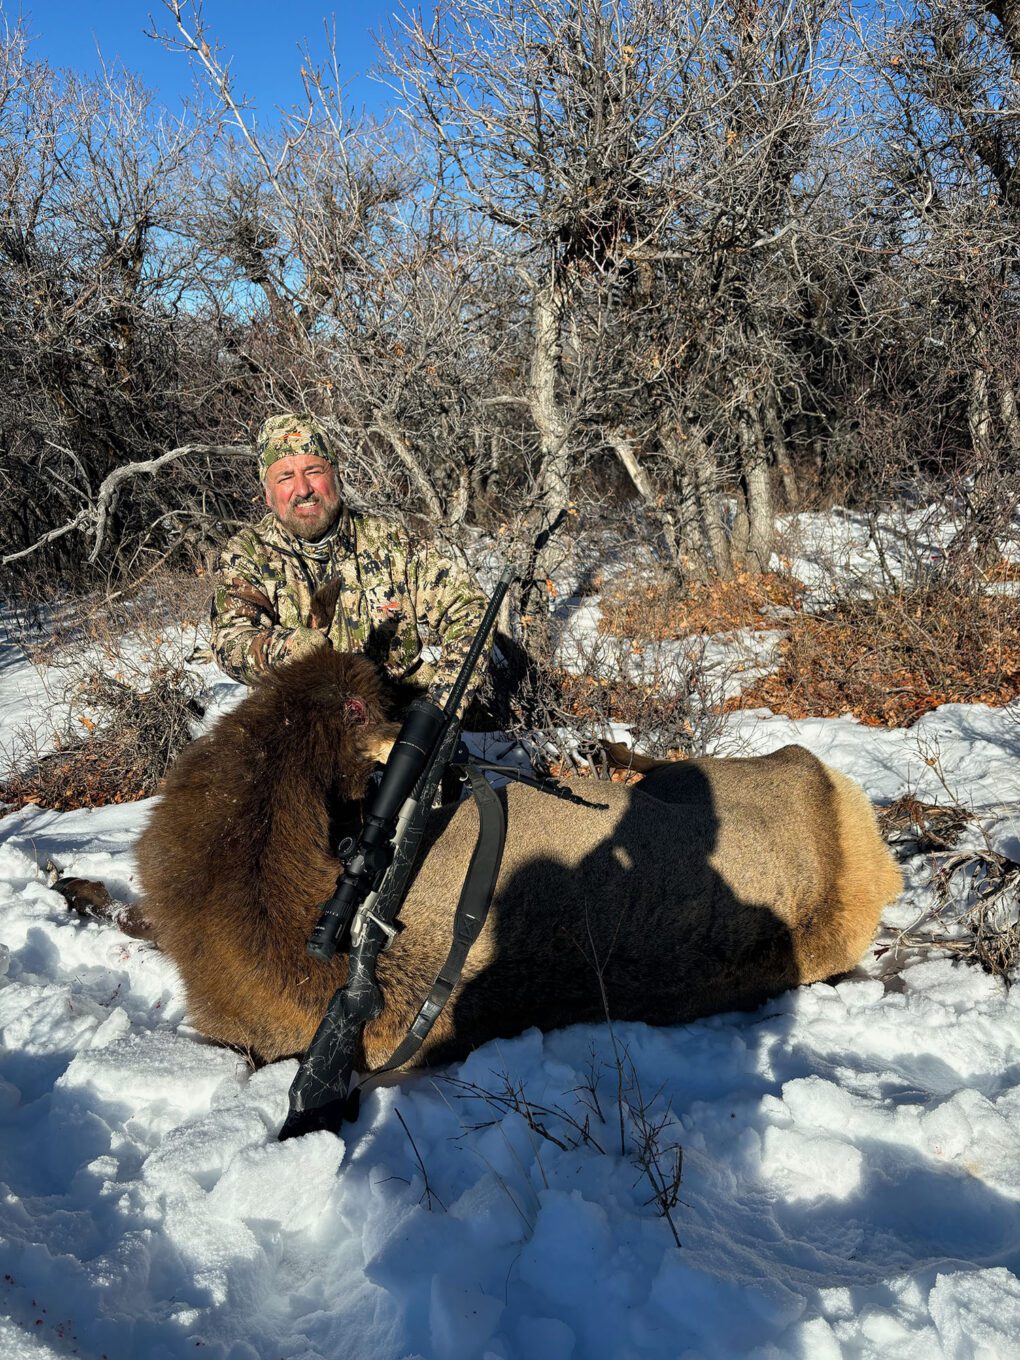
[136, 652, 903, 1068]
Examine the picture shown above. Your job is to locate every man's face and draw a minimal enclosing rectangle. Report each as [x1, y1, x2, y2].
[264, 454, 342, 541]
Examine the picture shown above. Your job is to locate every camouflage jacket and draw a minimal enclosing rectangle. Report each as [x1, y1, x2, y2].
[210, 511, 491, 707]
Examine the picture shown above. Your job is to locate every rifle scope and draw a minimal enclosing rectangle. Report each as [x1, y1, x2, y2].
[305, 697, 446, 963]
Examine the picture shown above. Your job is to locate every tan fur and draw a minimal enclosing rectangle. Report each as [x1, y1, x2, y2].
[601, 740, 674, 774]
[137, 654, 903, 1069]
[823, 766, 906, 970]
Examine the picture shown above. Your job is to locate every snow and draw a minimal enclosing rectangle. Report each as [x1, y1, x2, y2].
[718, 702, 1020, 807]
[1, 515, 1020, 1359]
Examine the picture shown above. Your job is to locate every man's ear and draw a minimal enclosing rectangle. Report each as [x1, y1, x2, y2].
[358, 722, 399, 765]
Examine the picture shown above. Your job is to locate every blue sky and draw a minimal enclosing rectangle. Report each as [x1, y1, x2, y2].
[16, 1, 405, 119]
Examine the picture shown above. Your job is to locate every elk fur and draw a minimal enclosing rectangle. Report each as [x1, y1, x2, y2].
[136, 650, 902, 1068]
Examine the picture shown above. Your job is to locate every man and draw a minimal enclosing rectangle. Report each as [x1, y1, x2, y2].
[210, 413, 490, 707]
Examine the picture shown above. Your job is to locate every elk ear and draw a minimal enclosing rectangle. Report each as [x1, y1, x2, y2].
[310, 579, 342, 630]
[358, 721, 399, 765]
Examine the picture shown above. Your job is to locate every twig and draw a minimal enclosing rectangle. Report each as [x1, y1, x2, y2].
[394, 1107, 446, 1212]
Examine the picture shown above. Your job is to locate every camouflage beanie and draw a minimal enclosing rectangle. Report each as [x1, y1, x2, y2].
[256, 413, 338, 480]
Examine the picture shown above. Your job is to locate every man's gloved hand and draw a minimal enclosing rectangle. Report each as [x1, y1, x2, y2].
[286, 626, 332, 660]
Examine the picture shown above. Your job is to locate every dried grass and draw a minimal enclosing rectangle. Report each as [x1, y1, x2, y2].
[598, 567, 1020, 729]
[1, 571, 208, 811]
[598, 567, 804, 639]
[735, 582, 1020, 727]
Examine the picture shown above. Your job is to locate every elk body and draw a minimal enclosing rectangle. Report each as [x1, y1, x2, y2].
[136, 651, 902, 1069]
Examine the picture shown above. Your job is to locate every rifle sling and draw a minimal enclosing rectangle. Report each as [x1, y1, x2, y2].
[363, 761, 506, 1082]
[465, 760, 609, 809]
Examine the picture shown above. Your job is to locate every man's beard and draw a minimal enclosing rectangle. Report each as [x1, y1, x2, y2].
[277, 495, 341, 541]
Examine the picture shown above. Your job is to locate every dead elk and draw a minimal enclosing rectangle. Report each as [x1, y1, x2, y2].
[136, 650, 903, 1069]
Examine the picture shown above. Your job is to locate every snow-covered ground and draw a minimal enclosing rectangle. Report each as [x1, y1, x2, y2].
[1, 516, 1019, 1360]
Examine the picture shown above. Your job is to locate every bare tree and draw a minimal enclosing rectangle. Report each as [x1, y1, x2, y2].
[0, 22, 258, 581]
[385, 0, 685, 598]
[849, 0, 1020, 560]
[386, 0, 864, 587]
[160, 1, 529, 552]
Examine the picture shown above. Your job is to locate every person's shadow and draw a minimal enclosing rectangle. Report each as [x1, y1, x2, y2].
[422, 756, 805, 1064]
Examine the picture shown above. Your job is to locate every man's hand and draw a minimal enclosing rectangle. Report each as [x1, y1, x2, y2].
[286, 626, 332, 660]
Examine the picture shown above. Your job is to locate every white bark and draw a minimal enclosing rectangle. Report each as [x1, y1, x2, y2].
[529, 283, 571, 527]
[608, 430, 684, 574]
[371, 414, 445, 523]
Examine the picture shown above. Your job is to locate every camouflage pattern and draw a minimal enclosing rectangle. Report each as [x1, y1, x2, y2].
[210, 509, 491, 708]
[257, 413, 338, 480]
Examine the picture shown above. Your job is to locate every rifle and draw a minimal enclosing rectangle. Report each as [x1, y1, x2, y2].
[279, 562, 514, 1141]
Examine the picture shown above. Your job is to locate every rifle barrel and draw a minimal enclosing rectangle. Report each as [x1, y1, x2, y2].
[440, 563, 513, 721]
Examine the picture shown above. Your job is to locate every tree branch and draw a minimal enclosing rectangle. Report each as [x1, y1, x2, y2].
[2, 444, 251, 567]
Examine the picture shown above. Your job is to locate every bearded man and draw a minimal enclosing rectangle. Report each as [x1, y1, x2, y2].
[210, 414, 489, 706]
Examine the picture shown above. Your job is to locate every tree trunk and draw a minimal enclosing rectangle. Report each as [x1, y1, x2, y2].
[675, 469, 711, 581]
[997, 372, 1020, 458]
[739, 405, 775, 573]
[952, 307, 1020, 566]
[967, 364, 994, 468]
[372, 413, 445, 522]
[608, 430, 684, 578]
[449, 461, 471, 529]
[667, 426, 733, 579]
[958, 371, 1020, 572]
[522, 281, 572, 634]
[529, 282, 571, 537]
[764, 394, 798, 509]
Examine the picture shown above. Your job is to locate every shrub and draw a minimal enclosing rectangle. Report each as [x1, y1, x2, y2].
[1, 572, 210, 810]
[598, 567, 804, 640]
[599, 559, 1020, 730]
[506, 623, 731, 771]
[735, 580, 1020, 727]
